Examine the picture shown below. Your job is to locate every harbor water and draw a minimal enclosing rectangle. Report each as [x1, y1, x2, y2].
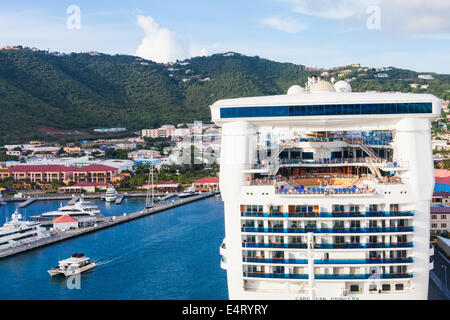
[0, 197, 227, 299]
[0, 196, 446, 300]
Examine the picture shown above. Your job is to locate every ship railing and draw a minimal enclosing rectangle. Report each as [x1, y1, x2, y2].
[242, 257, 413, 264]
[242, 272, 413, 279]
[241, 226, 414, 233]
[240, 211, 414, 218]
[241, 241, 414, 249]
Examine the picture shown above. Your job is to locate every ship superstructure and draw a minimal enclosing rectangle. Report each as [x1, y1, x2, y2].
[212, 78, 441, 300]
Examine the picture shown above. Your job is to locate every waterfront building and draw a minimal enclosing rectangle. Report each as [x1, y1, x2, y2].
[193, 177, 220, 192]
[430, 205, 450, 235]
[139, 180, 179, 192]
[434, 169, 450, 193]
[0, 164, 120, 185]
[53, 215, 78, 231]
[211, 78, 441, 299]
[71, 164, 119, 184]
[58, 182, 108, 193]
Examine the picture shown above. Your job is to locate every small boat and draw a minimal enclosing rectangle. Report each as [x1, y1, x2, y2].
[178, 186, 199, 198]
[105, 186, 118, 202]
[48, 253, 96, 277]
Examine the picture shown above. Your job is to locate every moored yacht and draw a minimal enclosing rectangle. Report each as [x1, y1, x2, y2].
[0, 208, 50, 250]
[48, 253, 96, 277]
[31, 197, 102, 222]
[178, 186, 199, 198]
[105, 186, 118, 202]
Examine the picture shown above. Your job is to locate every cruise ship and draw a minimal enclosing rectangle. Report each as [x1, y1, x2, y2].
[30, 197, 102, 222]
[212, 77, 441, 300]
[0, 209, 50, 250]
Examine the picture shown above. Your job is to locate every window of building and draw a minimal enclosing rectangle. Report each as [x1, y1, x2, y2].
[442, 223, 447, 228]
[431, 215, 437, 220]
[432, 223, 437, 228]
[441, 215, 447, 220]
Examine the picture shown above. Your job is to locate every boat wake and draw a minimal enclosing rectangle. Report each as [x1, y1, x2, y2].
[95, 256, 120, 267]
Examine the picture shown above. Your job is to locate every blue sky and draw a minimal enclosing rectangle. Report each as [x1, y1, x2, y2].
[1, 0, 449, 73]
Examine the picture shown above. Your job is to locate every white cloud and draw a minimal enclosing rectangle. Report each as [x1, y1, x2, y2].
[284, 0, 374, 19]
[282, 0, 450, 36]
[135, 15, 191, 63]
[259, 16, 307, 34]
[135, 15, 210, 63]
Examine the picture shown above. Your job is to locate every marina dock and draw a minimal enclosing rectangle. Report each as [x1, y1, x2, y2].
[115, 194, 124, 204]
[67, 196, 80, 205]
[0, 192, 217, 260]
[17, 197, 36, 208]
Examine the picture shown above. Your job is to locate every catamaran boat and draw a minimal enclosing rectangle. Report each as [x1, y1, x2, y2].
[178, 186, 199, 198]
[48, 253, 96, 277]
[105, 186, 118, 202]
[0, 209, 50, 250]
[30, 196, 102, 222]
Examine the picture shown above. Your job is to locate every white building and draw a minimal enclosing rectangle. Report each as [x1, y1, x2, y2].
[211, 79, 441, 300]
[53, 215, 78, 231]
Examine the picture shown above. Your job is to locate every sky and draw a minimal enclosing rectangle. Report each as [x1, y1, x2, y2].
[0, 0, 449, 73]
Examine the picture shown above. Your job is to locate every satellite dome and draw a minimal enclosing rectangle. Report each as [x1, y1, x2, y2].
[334, 80, 352, 92]
[310, 80, 335, 92]
[287, 85, 305, 95]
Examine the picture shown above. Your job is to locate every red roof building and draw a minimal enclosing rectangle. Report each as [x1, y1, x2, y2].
[0, 164, 119, 185]
[53, 215, 79, 231]
[53, 215, 78, 223]
[193, 177, 219, 192]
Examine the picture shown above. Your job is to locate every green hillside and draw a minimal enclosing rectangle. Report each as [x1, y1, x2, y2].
[0, 48, 448, 144]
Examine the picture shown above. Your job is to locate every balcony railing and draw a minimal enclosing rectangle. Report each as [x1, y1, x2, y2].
[242, 242, 414, 249]
[243, 272, 413, 280]
[241, 226, 414, 234]
[243, 257, 413, 264]
[241, 211, 414, 218]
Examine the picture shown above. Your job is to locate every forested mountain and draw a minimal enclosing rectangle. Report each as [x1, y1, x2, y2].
[0, 47, 448, 144]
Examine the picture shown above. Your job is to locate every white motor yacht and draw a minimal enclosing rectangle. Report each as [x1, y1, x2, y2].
[31, 196, 102, 222]
[178, 186, 199, 198]
[105, 186, 118, 202]
[0, 209, 50, 250]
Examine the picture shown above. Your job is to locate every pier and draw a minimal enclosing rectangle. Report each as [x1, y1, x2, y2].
[67, 196, 81, 205]
[18, 197, 36, 208]
[115, 194, 124, 204]
[0, 192, 217, 260]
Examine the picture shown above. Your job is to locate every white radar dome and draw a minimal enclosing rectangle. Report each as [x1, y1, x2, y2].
[334, 80, 352, 92]
[310, 80, 335, 92]
[287, 85, 305, 95]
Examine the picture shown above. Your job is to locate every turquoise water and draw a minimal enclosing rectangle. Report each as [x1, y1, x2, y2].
[0, 197, 228, 300]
